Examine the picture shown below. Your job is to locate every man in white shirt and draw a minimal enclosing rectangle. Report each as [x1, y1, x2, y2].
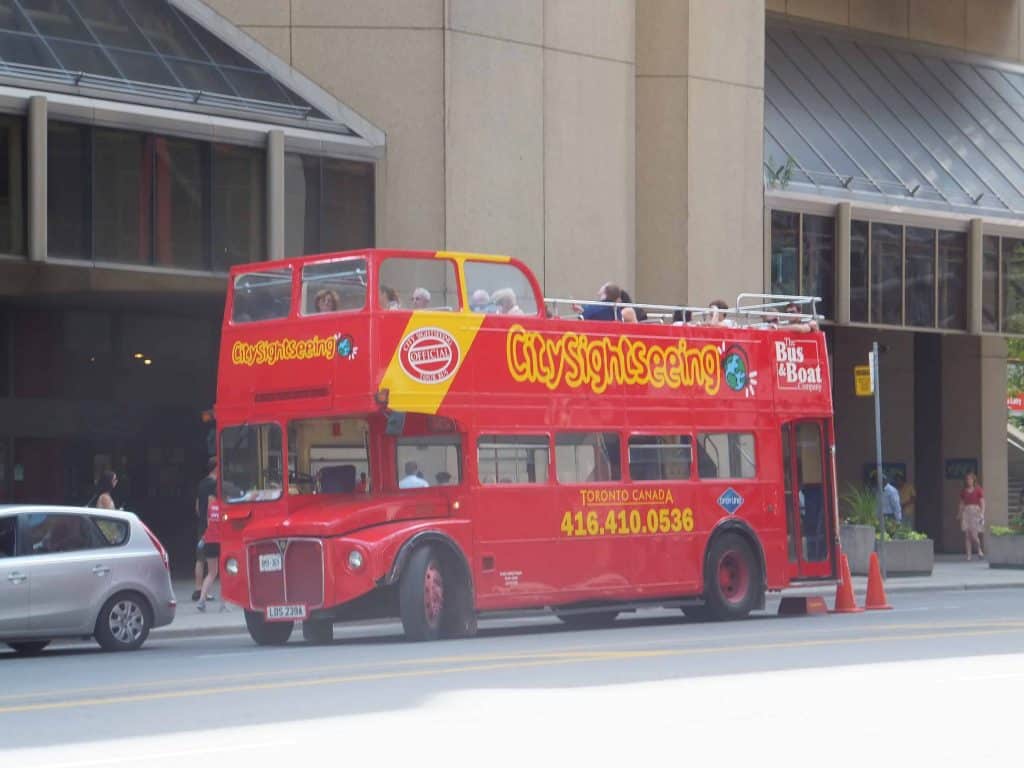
[399, 461, 430, 489]
[881, 476, 902, 523]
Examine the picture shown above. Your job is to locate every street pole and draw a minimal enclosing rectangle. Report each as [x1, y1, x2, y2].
[872, 341, 886, 578]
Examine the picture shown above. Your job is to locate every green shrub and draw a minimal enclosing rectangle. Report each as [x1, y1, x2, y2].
[840, 484, 879, 527]
[992, 512, 1024, 536]
[878, 518, 929, 541]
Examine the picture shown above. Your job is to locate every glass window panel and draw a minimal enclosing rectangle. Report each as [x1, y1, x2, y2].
[73, 0, 149, 50]
[0, 515, 14, 557]
[0, 2, 34, 33]
[396, 437, 461, 489]
[176, 12, 252, 68]
[0, 116, 26, 255]
[983, 235, 999, 332]
[232, 268, 292, 323]
[93, 128, 151, 264]
[0, 29, 58, 67]
[555, 433, 621, 483]
[107, 49, 179, 87]
[802, 214, 834, 319]
[91, 516, 129, 546]
[287, 418, 369, 496]
[120, 0, 208, 60]
[47, 121, 91, 259]
[19, 0, 91, 42]
[870, 222, 902, 325]
[850, 220, 869, 322]
[379, 257, 459, 311]
[212, 143, 264, 271]
[19, 512, 100, 554]
[464, 261, 538, 316]
[284, 153, 320, 257]
[697, 432, 756, 479]
[628, 435, 692, 481]
[302, 258, 368, 315]
[1003, 239, 1024, 333]
[477, 436, 549, 485]
[770, 210, 799, 297]
[221, 68, 288, 102]
[904, 226, 935, 328]
[47, 39, 118, 77]
[321, 158, 375, 252]
[795, 422, 827, 562]
[938, 231, 967, 331]
[220, 423, 283, 503]
[153, 136, 207, 270]
[166, 59, 233, 94]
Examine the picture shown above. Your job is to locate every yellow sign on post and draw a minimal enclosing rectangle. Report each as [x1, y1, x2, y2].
[854, 364, 873, 396]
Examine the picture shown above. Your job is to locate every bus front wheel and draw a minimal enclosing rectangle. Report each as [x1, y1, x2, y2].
[244, 610, 293, 646]
[399, 546, 446, 641]
[703, 533, 761, 621]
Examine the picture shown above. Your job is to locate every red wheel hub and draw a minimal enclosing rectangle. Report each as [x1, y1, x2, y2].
[717, 550, 750, 605]
[424, 560, 444, 627]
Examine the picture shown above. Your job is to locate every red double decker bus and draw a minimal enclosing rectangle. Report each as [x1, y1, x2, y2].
[211, 249, 838, 645]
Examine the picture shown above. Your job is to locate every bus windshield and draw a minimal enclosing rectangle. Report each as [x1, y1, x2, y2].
[220, 423, 284, 503]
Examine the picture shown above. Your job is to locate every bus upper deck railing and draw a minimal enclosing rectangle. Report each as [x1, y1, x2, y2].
[542, 293, 822, 328]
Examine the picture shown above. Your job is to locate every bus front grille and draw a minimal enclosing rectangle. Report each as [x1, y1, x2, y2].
[248, 539, 325, 609]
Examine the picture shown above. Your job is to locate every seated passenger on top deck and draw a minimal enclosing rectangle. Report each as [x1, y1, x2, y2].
[411, 287, 432, 310]
[492, 287, 524, 315]
[313, 288, 341, 313]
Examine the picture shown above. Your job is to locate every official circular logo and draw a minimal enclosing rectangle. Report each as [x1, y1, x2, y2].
[399, 327, 460, 384]
[722, 346, 749, 392]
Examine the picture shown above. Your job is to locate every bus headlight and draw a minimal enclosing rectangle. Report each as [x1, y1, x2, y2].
[347, 550, 364, 570]
[225, 557, 239, 575]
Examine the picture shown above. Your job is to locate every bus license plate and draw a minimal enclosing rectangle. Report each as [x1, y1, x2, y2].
[259, 553, 282, 572]
[266, 604, 306, 621]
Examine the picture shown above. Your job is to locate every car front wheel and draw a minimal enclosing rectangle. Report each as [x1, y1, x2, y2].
[94, 592, 152, 651]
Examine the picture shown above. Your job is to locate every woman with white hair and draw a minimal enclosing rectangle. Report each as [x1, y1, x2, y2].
[492, 287, 523, 315]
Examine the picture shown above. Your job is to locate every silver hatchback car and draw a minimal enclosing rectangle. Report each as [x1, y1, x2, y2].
[0, 505, 176, 655]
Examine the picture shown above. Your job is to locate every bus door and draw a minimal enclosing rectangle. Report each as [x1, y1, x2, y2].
[780, 420, 835, 579]
[471, 435, 561, 606]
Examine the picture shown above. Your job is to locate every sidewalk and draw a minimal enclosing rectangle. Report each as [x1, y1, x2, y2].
[154, 555, 1024, 640]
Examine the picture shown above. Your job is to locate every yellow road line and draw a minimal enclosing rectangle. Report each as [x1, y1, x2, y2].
[2, 625, 1021, 716]
[4, 617, 1023, 705]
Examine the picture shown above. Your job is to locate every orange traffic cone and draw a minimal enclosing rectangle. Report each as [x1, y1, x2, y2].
[864, 551, 893, 610]
[832, 553, 863, 613]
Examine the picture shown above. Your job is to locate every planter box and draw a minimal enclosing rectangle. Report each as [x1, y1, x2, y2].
[879, 539, 934, 576]
[840, 524, 875, 575]
[988, 534, 1024, 568]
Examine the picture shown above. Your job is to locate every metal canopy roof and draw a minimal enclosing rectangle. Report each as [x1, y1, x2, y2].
[0, 0, 360, 135]
[765, 19, 1024, 219]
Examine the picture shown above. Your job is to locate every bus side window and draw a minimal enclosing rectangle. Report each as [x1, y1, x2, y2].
[396, 436, 462, 489]
[628, 435, 692, 481]
[380, 257, 460, 311]
[555, 432, 621, 483]
[697, 433, 756, 479]
[478, 435, 549, 484]
[463, 261, 539, 316]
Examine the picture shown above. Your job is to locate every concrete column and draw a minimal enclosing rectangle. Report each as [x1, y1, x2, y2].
[968, 217, 983, 335]
[836, 202, 851, 324]
[27, 95, 46, 262]
[266, 129, 285, 261]
[636, 1, 765, 307]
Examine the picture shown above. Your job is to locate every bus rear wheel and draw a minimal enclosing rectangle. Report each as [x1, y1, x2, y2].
[703, 533, 761, 621]
[399, 546, 446, 641]
[244, 610, 293, 646]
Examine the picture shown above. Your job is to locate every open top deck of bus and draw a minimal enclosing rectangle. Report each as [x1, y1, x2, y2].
[218, 248, 833, 431]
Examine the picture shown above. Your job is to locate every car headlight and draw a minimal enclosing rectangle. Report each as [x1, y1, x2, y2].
[347, 550, 364, 570]
[225, 557, 239, 575]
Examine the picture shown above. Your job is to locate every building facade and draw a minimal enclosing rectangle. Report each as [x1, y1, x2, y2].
[0, 0, 1017, 563]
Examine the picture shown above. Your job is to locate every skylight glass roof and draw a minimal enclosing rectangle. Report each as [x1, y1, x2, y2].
[0, 0, 352, 131]
[765, 19, 1024, 219]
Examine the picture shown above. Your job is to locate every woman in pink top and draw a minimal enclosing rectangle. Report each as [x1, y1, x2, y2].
[958, 472, 985, 561]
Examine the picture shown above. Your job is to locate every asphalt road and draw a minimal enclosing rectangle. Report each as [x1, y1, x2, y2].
[3, 589, 1024, 766]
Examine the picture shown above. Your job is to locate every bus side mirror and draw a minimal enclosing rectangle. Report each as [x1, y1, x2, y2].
[385, 411, 406, 436]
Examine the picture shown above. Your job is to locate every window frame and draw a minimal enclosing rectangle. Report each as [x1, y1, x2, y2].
[395, 435, 463, 490]
[220, 422, 285, 504]
[695, 431, 758, 480]
[554, 432, 622, 485]
[476, 434, 551, 485]
[16, 512, 105, 556]
[299, 257, 368, 317]
[627, 434, 694, 483]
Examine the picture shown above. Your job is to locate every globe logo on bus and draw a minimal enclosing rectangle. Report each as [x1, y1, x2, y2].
[399, 327, 461, 384]
[722, 346, 749, 392]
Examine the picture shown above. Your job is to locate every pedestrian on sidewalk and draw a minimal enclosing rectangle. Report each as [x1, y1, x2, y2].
[87, 470, 118, 510]
[193, 457, 217, 602]
[958, 471, 985, 561]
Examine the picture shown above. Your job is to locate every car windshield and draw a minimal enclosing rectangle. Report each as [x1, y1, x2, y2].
[220, 423, 284, 503]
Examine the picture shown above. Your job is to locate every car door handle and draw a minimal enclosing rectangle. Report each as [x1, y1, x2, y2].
[6, 571, 26, 584]
[92, 565, 111, 576]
